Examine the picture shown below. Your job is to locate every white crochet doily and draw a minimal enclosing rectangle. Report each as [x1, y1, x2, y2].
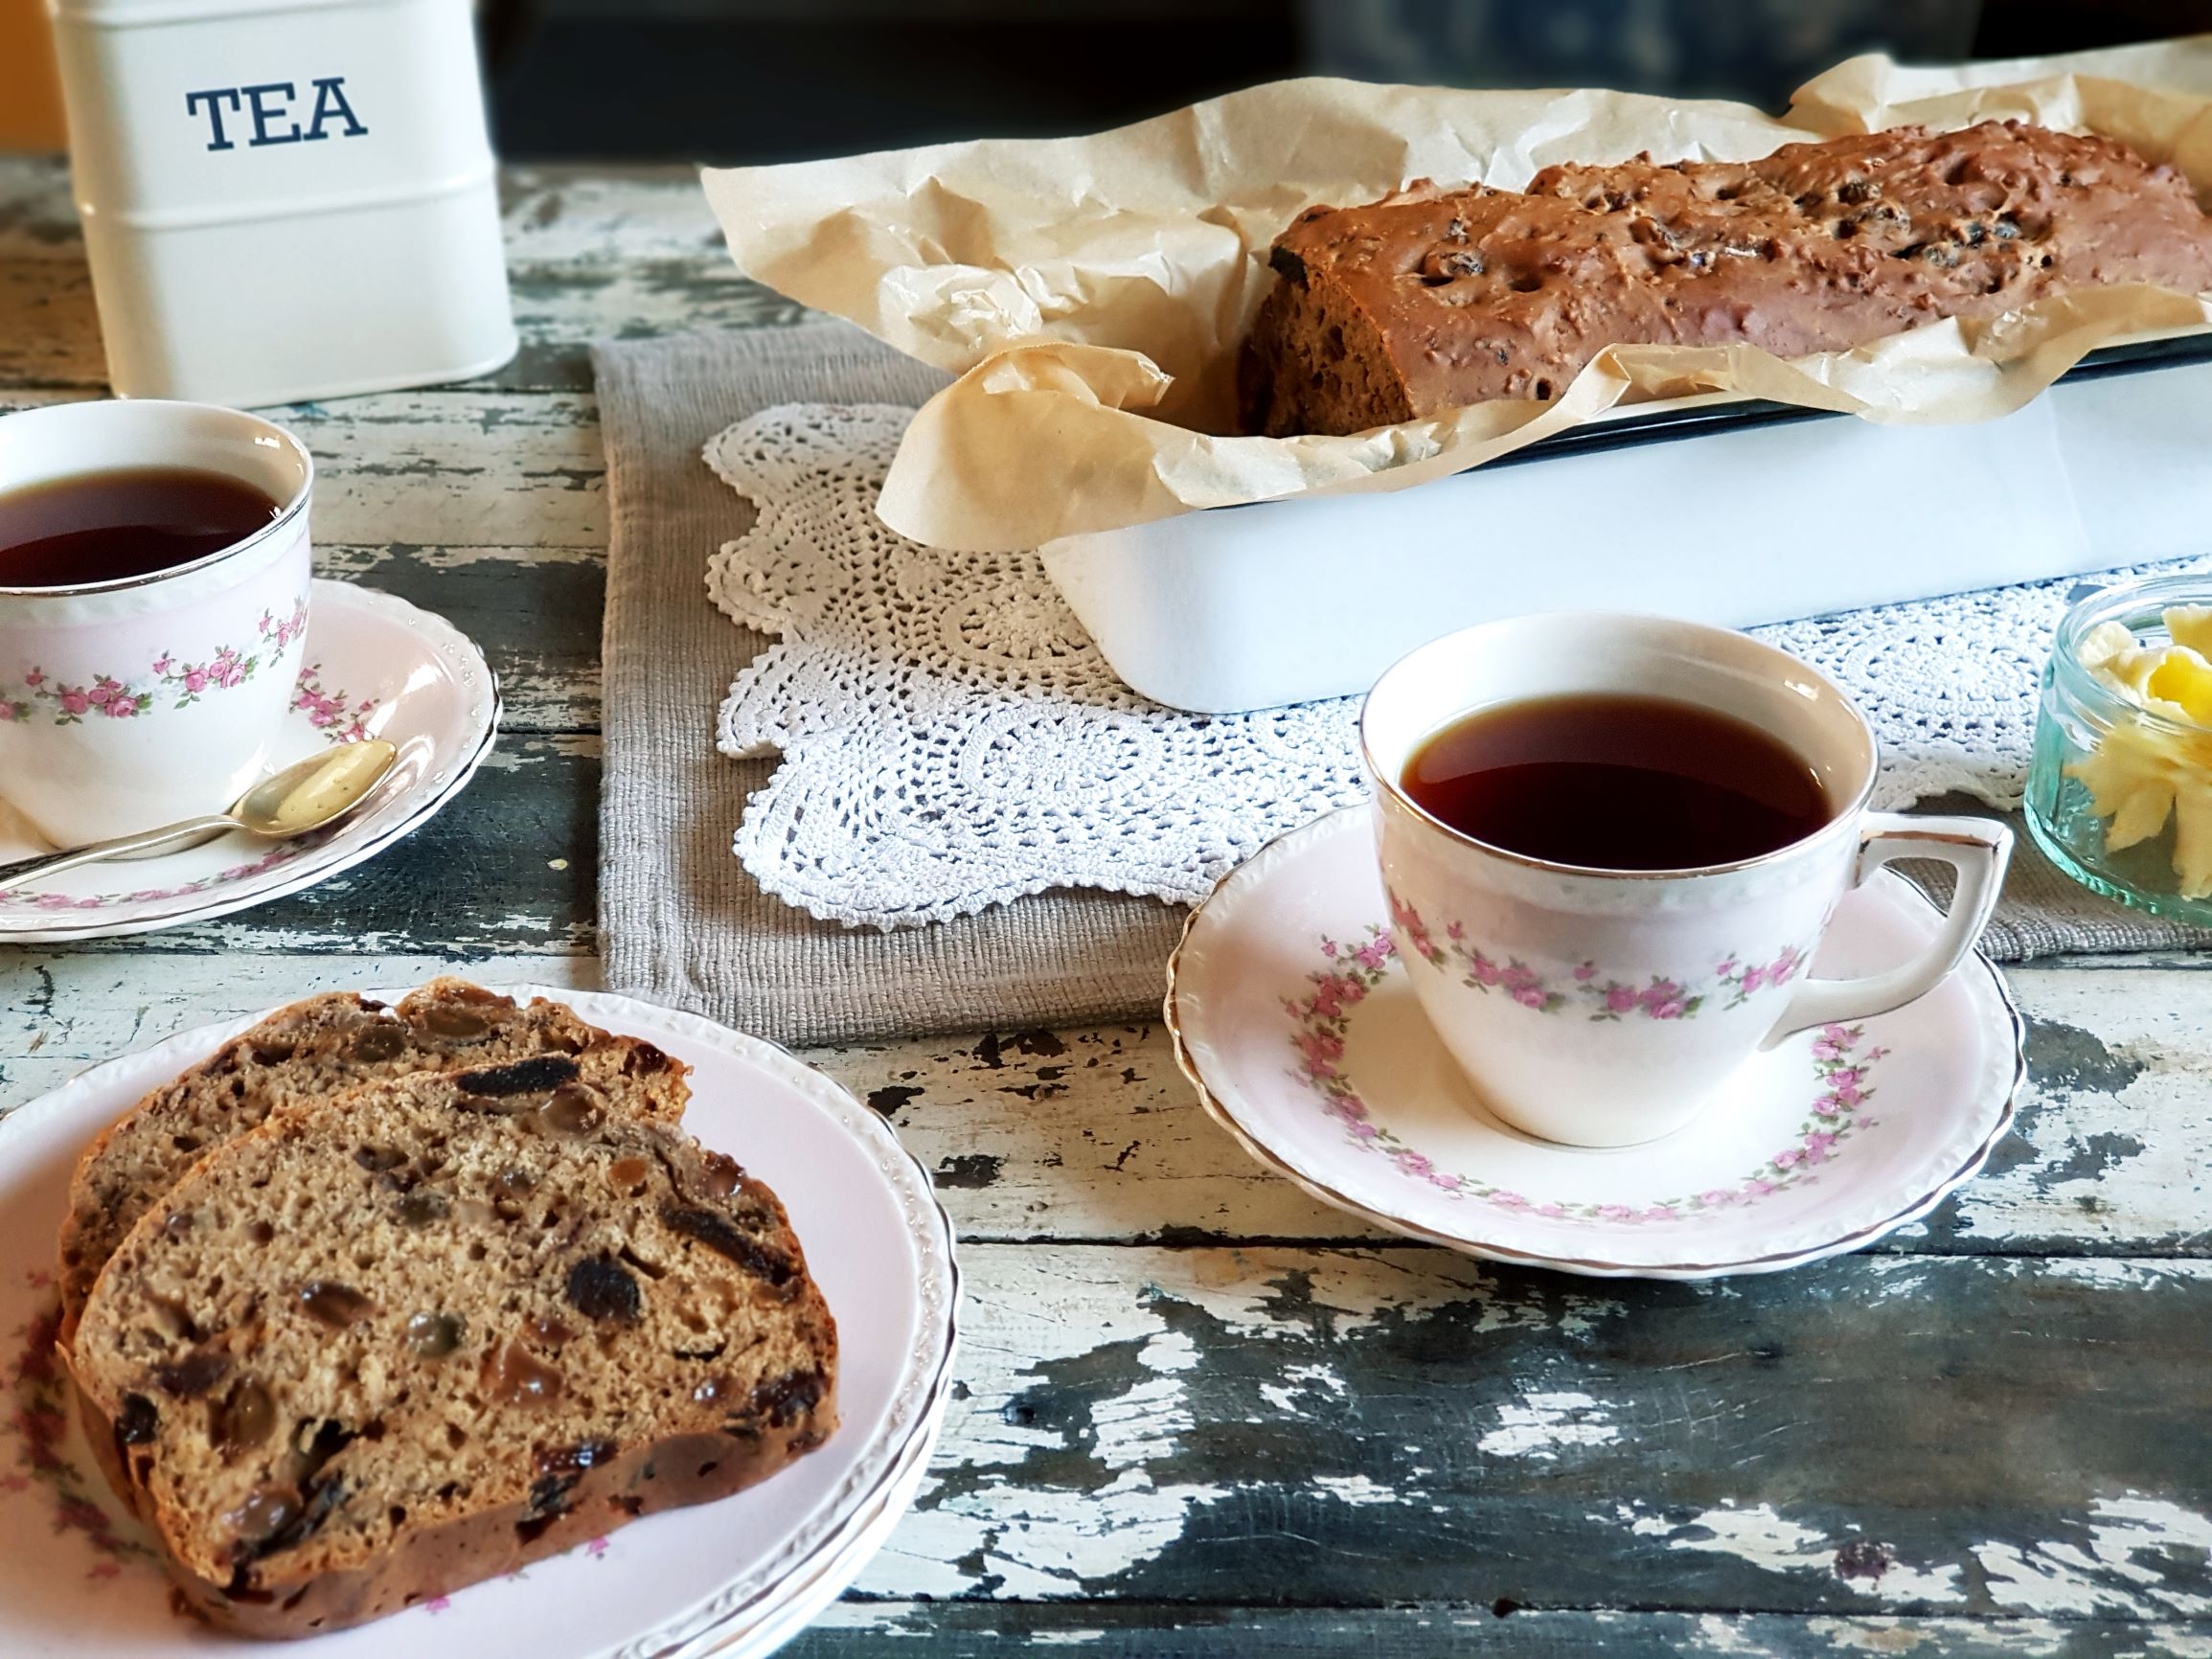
[706, 402, 2208, 931]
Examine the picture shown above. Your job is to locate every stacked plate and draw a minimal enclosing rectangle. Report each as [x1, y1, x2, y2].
[0, 989, 958, 1659]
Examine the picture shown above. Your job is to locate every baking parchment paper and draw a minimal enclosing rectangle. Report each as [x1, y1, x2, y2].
[701, 37, 2212, 551]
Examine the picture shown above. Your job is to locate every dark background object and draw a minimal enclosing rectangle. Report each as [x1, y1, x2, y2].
[483, 0, 2212, 163]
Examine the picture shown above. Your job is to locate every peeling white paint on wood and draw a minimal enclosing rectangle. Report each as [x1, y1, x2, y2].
[1476, 1390, 1621, 1459]
[1608, 1493, 2212, 1620]
[1311, 1472, 1399, 1507]
[1973, 1496, 2212, 1618]
[1621, 1502, 1966, 1605]
[499, 168, 731, 266]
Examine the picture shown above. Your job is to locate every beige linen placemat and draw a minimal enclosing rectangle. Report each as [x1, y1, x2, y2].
[593, 324, 1187, 1046]
[592, 323, 2206, 1046]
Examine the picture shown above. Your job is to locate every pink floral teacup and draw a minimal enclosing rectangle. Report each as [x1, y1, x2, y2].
[1360, 614, 2012, 1148]
[0, 401, 312, 848]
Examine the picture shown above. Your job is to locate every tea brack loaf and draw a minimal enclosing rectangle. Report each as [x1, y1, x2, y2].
[57, 979, 646, 1339]
[1242, 120, 2212, 435]
[67, 1035, 837, 1638]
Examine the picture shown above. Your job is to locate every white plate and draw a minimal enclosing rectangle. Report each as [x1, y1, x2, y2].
[1167, 807, 2025, 1279]
[684, 1401, 946, 1659]
[0, 988, 959, 1659]
[0, 580, 498, 942]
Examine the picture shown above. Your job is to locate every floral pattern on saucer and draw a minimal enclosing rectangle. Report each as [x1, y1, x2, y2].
[1387, 890, 1807, 1021]
[3, 1271, 155, 1578]
[0, 654, 385, 914]
[0, 845, 303, 914]
[291, 663, 379, 744]
[1288, 924, 1886, 1223]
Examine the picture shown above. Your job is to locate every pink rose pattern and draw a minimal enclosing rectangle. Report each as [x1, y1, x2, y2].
[0, 844, 306, 913]
[2, 1272, 157, 1575]
[2, 601, 308, 725]
[0, 652, 382, 914]
[1288, 926, 1885, 1224]
[1387, 891, 1808, 1023]
[291, 664, 377, 745]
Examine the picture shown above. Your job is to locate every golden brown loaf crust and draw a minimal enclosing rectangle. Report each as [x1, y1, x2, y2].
[67, 1035, 835, 1638]
[56, 979, 637, 1341]
[1242, 120, 2212, 436]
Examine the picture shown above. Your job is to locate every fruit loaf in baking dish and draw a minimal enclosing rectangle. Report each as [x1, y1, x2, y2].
[1241, 120, 2212, 436]
[65, 1033, 836, 1637]
[56, 979, 646, 1342]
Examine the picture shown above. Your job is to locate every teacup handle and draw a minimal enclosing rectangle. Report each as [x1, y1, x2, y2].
[1761, 812, 2014, 1049]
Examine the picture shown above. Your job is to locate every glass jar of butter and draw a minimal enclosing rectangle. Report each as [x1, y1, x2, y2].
[2026, 573, 2212, 923]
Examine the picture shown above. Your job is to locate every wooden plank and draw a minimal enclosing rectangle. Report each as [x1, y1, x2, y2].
[504, 261, 810, 392]
[286, 391, 608, 548]
[316, 542, 602, 734]
[797, 1602, 2212, 1656]
[0, 160, 78, 260]
[840, 1246, 2212, 1615]
[497, 166, 728, 267]
[0, 161, 714, 266]
[0, 255, 808, 395]
[0, 387, 607, 547]
[0, 256, 100, 386]
[3, 959, 2210, 1258]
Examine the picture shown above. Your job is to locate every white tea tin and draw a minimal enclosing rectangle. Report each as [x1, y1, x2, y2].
[49, 0, 517, 406]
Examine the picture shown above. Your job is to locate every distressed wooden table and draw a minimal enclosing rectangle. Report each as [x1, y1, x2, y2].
[4, 158, 2211, 1658]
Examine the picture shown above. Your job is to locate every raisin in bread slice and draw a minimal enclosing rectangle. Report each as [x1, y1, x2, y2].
[67, 1036, 835, 1639]
[57, 979, 648, 1340]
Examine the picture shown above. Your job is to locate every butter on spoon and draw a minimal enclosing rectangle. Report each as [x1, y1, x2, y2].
[0, 739, 399, 889]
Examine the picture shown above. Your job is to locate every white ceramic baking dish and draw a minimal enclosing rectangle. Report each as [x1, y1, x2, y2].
[1038, 346, 2212, 713]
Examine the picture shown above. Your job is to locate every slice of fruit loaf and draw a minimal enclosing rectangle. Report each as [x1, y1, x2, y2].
[67, 1035, 836, 1638]
[57, 979, 650, 1339]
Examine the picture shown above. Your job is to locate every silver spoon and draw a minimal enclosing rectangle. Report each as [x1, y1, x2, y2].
[0, 739, 400, 889]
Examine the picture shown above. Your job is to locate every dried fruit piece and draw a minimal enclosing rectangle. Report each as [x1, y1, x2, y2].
[485, 1341, 563, 1407]
[662, 1205, 794, 1285]
[527, 1439, 616, 1517]
[697, 1151, 744, 1197]
[212, 1379, 276, 1456]
[540, 1082, 604, 1136]
[152, 1349, 231, 1398]
[563, 1255, 641, 1324]
[117, 1393, 159, 1445]
[297, 1282, 374, 1329]
[348, 1023, 406, 1062]
[423, 1006, 491, 1040]
[405, 1312, 465, 1361]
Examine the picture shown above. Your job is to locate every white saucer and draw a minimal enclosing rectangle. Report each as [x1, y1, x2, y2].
[1167, 807, 2024, 1280]
[0, 987, 958, 1659]
[0, 580, 498, 943]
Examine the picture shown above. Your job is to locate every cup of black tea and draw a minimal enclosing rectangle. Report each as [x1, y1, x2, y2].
[1359, 614, 2012, 1148]
[0, 401, 313, 849]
